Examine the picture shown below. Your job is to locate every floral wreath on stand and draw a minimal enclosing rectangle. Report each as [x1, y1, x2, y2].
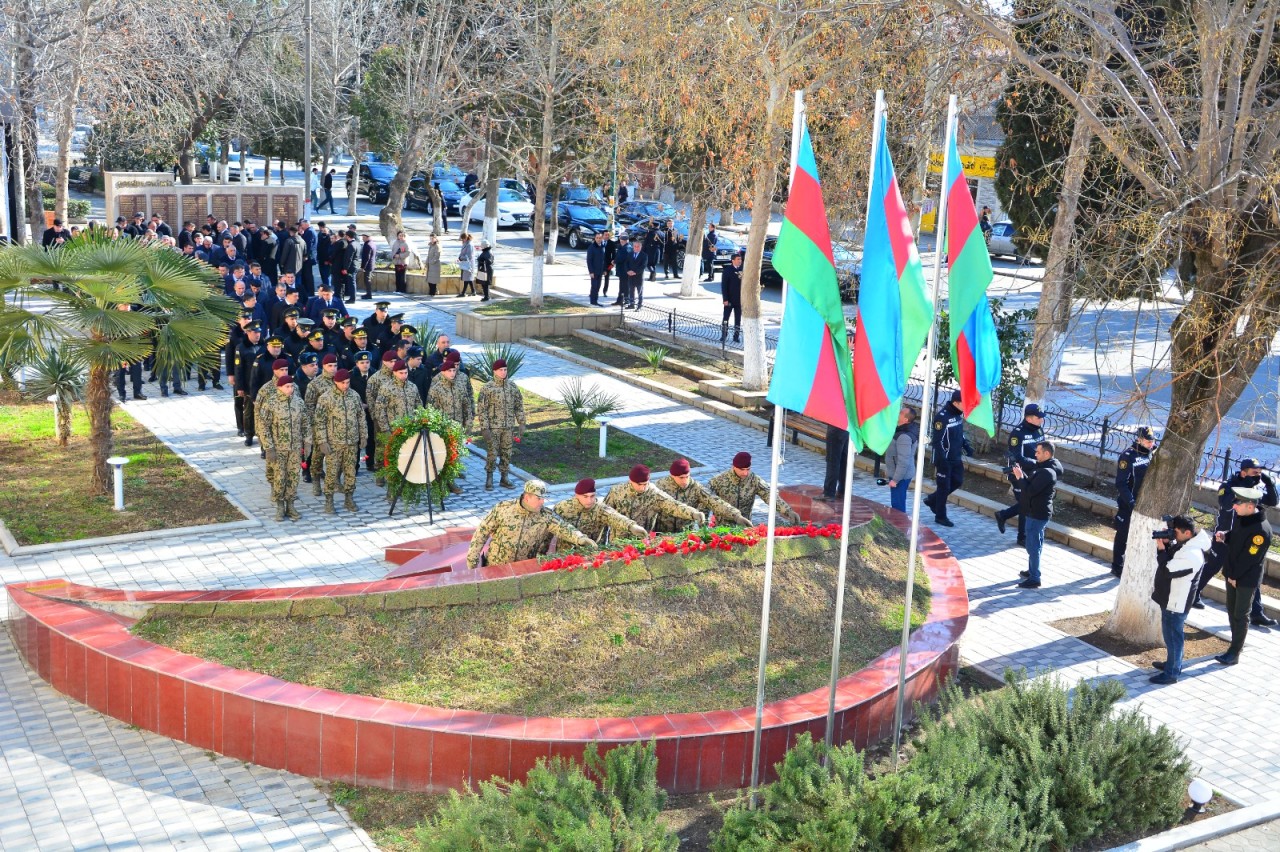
[381, 406, 468, 505]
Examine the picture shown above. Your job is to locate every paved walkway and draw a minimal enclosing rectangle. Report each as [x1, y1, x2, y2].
[4, 287, 1279, 848]
[1189, 819, 1280, 850]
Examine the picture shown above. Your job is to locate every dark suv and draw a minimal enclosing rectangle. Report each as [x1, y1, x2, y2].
[406, 177, 465, 214]
[546, 201, 612, 249]
[345, 162, 398, 204]
[614, 201, 679, 226]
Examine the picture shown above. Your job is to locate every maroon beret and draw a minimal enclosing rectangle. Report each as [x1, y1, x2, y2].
[334, 369, 350, 382]
[382, 351, 397, 363]
[271, 358, 290, 371]
[669, 458, 690, 476]
[321, 354, 337, 365]
[392, 359, 408, 372]
[276, 376, 294, 387]
[492, 358, 507, 370]
[629, 464, 650, 484]
[575, 478, 595, 495]
[733, 451, 752, 469]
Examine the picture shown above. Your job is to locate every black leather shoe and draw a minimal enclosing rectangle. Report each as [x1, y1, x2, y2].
[237, 429, 245, 437]
[934, 517, 954, 527]
[1016, 579, 1041, 589]
[1019, 570, 1030, 579]
[212, 382, 224, 390]
[1214, 654, 1239, 666]
[1152, 659, 1166, 670]
[174, 388, 188, 396]
[1015, 537, 1027, 546]
[1252, 614, 1278, 627]
[244, 437, 254, 447]
[1148, 672, 1177, 685]
[995, 514, 1006, 535]
[1110, 566, 1123, 578]
[1190, 598, 1205, 609]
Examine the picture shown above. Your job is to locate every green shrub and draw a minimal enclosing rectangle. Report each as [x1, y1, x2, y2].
[643, 345, 669, 371]
[714, 674, 1191, 851]
[466, 342, 526, 383]
[66, 199, 91, 221]
[417, 741, 676, 851]
[39, 181, 55, 199]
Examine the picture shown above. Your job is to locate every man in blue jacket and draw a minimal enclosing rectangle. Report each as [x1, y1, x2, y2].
[923, 390, 972, 527]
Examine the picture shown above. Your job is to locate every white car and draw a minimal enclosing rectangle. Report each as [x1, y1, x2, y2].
[461, 188, 533, 230]
[988, 221, 1027, 260]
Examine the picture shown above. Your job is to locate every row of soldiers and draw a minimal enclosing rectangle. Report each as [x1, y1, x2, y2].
[465, 453, 802, 569]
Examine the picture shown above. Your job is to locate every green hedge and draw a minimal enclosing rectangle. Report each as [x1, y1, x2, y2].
[715, 673, 1191, 851]
[40, 198, 92, 220]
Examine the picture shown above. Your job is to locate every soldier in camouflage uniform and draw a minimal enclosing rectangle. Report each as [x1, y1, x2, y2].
[304, 353, 339, 495]
[258, 376, 312, 521]
[654, 458, 750, 532]
[366, 351, 399, 482]
[476, 358, 525, 491]
[372, 359, 425, 498]
[254, 358, 293, 485]
[708, 451, 801, 524]
[314, 369, 367, 513]
[553, 478, 646, 548]
[427, 354, 475, 492]
[466, 479, 596, 569]
[604, 465, 706, 532]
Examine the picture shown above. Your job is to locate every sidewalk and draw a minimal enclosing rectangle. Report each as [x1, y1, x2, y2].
[4, 287, 1279, 848]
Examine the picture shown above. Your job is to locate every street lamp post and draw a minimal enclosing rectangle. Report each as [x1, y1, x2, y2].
[303, 0, 313, 215]
[608, 128, 618, 231]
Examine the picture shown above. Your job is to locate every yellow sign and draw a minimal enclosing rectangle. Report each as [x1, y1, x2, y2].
[928, 152, 997, 179]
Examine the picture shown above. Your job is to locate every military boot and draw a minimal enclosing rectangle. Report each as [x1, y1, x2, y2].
[312, 478, 323, 496]
[485, 471, 494, 490]
[500, 473, 515, 489]
[323, 494, 335, 514]
[285, 501, 301, 520]
[274, 501, 285, 522]
[344, 494, 358, 512]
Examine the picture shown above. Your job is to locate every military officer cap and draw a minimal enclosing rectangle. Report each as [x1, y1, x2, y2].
[341, 317, 357, 328]
[392, 359, 408, 372]
[1240, 457, 1262, 471]
[575, 478, 595, 495]
[389, 313, 405, 323]
[283, 308, 300, 318]
[309, 331, 325, 341]
[950, 389, 962, 402]
[408, 345, 424, 358]
[321, 353, 338, 366]
[400, 325, 416, 337]
[375, 300, 391, 310]
[272, 358, 290, 371]
[1232, 486, 1265, 504]
[299, 352, 319, 365]
[245, 321, 262, 332]
[353, 328, 368, 337]
[524, 479, 548, 497]
[1136, 426, 1156, 441]
[492, 358, 507, 370]
[733, 451, 752, 469]
[266, 336, 283, 347]
[354, 351, 372, 363]
[297, 317, 315, 327]
[382, 351, 398, 363]
[322, 308, 339, 318]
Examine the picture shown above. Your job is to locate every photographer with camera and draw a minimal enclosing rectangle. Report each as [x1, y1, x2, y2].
[1148, 515, 1210, 685]
[1213, 486, 1274, 665]
[1012, 441, 1061, 589]
[1193, 458, 1278, 627]
[995, 403, 1045, 545]
[1112, 426, 1156, 577]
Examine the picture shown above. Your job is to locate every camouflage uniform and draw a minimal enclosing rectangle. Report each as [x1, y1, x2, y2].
[254, 382, 284, 490]
[258, 391, 311, 515]
[365, 365, 396, 475]
[653, 474, 751, 531]
[552, 497, 645, 548]
[373, 378, 423, 435]
[603, 482, 705, 532]
[427, 371, 475, 428]
[708, 469, 800, 524]
[304, 373, 336, 492]
[466, 497, 595, 568]
[314, 386, 368, 506]
[476, 377, 525, 478]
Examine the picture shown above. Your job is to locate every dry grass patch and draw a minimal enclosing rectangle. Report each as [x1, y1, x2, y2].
[470, 296, 593, 316]
[136, 519, 927, 717]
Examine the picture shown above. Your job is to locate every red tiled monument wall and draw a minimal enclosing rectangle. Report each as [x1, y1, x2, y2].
[5, 494, 967, 793]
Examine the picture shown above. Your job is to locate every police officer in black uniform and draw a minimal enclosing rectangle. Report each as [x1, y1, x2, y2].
[284, 318, 313, 360]
[923, 390, 971, 527]
[1111, 426, 1156, 576]
[234, 322, 265, 447]
[318, 309, 343, 348]
[995, 403, 1045, 545]
[1195, 457, 1279, 626]
[226, 311, 252, 434]
[362, 301, 394, 358]
[304, 329, 336, 363]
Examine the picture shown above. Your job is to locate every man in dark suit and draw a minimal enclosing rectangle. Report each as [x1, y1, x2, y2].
[702, 223, 719, 281]
[359, 234, 376, 300]
[617, 237, 648, 309]
[305, 283, 349, 324]
[720, 252, 743, 343]
[41, 218, 70, 248]
[586, 231, 607, 306]
[602, 229, 620, 299]
[298, 220, 318, 301]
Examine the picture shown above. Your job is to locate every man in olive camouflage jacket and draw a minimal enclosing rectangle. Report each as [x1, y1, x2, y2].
[314, 369, 368, 513]
[372, 359, 424, 496]
[466, 480, 595, 569]
[427, 352, 475, 428]
[553, 478, 646, 548]
[258, 376, 312, 522]
[654, 458, 750, 532]
[708, 451, 801, 524]
[604, 465, 705, 532]
[476, 357, 526, 491]
[366, 351, 399, 483]
[304, 353, 339, 494]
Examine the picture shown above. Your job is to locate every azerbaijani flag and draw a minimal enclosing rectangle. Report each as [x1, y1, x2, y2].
[852, 113, 932, 454]
[944, 124, 1001, 436]
[766, 122, 858, 442]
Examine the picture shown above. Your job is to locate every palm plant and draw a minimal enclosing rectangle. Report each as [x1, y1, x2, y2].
[467, 342, 527, 383]
[23, 344, 87, 446]
[558, 377, 621, 446]
[0, 234, 239, 492]
[643, 345, 669, 372]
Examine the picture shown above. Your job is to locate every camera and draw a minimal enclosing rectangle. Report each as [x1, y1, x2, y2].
[1001, 463, 1020, 475]
[1150, 514, 1177, 541]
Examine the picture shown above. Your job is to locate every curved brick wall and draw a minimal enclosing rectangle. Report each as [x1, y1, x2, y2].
[5, 491, 967, 793]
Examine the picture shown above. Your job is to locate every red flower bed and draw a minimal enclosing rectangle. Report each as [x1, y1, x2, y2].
[538, 522, 844, 572]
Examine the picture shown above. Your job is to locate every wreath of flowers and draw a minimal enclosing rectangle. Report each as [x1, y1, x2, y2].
[538, 522, 843, 572]
[382, 406, 469, 505]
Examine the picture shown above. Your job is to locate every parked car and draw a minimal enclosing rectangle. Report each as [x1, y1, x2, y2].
[760, 235, 859, 300]
[614, 201, 679, 226]
[559, 183, 603, 207]
[430, 163, 467, 184]
[460, 188, 534, 229]
[988, 221, 1027, 261]
[499, 178, 529, 199]
[346, 162, 398, 204]
[406, 176, 465, 214]
[545, 201, 612, 249]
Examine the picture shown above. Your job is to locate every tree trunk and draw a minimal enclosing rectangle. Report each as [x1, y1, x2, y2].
[86, 365, 112, 494]
[718, 208, 733, 227]
[1023, 79, 1096, 402]
[680, 199, 707, 297]
[178, 148, 196, 185]
[483, 175, 499, 246]
[740, 79, 790, 391]
[347, 140, 362, 217]
[380, 127, 425, 243]
[219, 130, 231, 184]
[55, 396, 72, 447]
[546, 184, 560, 265]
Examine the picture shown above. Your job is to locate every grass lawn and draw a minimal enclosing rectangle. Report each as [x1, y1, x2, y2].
[0, 399, 243, 545]
[544, 335, 703, 394]
[470, 296, 596, 316]
[470, 383, 699, 484]
[135, 518, 927, 718]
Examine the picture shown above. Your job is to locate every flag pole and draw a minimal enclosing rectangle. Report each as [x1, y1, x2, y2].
[748, 88, 805, 809]
[891, 93, 957, 768]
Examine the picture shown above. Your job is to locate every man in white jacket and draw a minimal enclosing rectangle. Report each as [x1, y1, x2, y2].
[1150, 516, 1211, 685]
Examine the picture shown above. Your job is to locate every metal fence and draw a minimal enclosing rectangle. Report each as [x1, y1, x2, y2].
[619, 303, 778, 354]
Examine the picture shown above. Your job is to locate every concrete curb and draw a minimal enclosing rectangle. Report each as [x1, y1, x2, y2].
[0, 517, 261, 558]
[1106, 800, 1280, 851]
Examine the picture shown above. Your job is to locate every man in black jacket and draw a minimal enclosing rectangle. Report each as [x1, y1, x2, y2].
[359, 234, 376, 300]
[602, 229, 620, 299]
[1195, 458, 1278, 626]
[234, 322, 265, 447]
[1111, 426, 1156, 576]
[1012, 441, 1062, 588]
[701, 224, 718, 281]
[1215, 486, 1274, 665]
[618, 237, 648, 309]
[995, 403, 1045, 545]
[924, 390, 972, 527]
[720, 253, 743, 343]
[586, 231, 607, 306]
